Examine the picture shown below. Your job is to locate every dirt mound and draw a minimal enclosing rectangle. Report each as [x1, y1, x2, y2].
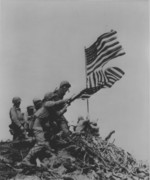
[0, 122, 149, 180]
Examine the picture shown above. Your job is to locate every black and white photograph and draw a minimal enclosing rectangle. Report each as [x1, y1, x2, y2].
[0, 0, 149, 179]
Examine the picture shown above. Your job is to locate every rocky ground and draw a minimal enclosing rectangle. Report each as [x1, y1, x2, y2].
[0, 120, 149, 180]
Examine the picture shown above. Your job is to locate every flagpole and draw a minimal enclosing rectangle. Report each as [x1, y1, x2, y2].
[84, 47, 90, 119]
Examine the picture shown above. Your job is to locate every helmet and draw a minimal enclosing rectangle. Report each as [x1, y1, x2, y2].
[33, 98, 42, 105]
[27, 105, 34, 111]
[27, 105, 34, 113]
[44, 92, 57, 101]
[59, 81, 71, 88]
[12, 97, 21, 104]
[27, 105, 34, 115]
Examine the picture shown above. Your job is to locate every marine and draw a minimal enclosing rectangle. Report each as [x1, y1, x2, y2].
[51, 81, 71, 137]
[9, 97, 28, 140]
[20, 92, 69, 166]
[24, 105, 35, 137]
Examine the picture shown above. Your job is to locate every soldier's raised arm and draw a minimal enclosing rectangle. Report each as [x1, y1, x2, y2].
[44, 99, 69, 108]
[43, 92, 69, 109]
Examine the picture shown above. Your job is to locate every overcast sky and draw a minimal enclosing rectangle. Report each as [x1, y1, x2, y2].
[0, 0, 149, 162]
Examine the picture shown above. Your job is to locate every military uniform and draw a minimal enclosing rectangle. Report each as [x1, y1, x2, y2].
[52, 81, 71, 136]
[75, 116, 99, 136]
[33, 98, 42, 111]
[9, 97, 27, 140]
[22, 95, 67, 165]
[24, 106, 35, 136]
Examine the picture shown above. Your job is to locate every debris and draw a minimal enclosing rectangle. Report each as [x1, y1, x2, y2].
[0, 119, 149, 180]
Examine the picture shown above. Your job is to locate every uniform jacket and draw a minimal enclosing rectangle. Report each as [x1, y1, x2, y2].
[33, 99, 66, 129]
[9, 106, 24, 128]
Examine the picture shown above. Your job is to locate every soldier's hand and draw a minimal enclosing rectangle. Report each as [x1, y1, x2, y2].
[64, 98, 69, 103]
[20, 126, 24, 131]
[59, 107, 67, 115]
[64, 98, 71, 105]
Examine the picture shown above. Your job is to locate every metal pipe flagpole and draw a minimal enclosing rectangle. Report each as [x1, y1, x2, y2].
[84, 47, 90, 119]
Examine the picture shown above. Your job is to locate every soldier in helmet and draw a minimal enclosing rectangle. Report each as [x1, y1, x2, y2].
[9, 97, 27, 140]
[54, 81, 71, 99]
[20, 92, 69, 166]
[33, 98, 42, 112]
[52, 81, 71, 137]
[23, 99, 42, 137]
[75, 116, 99, 136]
[24, 105, 35, 136]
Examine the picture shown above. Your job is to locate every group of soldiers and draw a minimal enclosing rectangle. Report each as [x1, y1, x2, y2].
[9, 81, 72, 166]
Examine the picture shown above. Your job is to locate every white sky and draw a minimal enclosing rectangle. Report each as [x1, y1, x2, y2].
[0, 0, 149, 162]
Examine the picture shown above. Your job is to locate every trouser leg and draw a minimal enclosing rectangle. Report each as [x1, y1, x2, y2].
[23, 128, 52, 164]
[23, 143, 44, 163]
[60, 120, 69, 135]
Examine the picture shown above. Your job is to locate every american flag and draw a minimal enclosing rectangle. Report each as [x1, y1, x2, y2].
[78, 67, 125, 99]
[104, 67, 125, 88]
[78, 85, 103, 99]
[70, 30, 125, 101]
[85, 30, 125, 88]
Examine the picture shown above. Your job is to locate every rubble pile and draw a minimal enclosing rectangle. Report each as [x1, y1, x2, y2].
[0, 120, 149, 180]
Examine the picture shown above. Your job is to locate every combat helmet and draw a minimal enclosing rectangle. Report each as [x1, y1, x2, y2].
[59, 81, 71, 88]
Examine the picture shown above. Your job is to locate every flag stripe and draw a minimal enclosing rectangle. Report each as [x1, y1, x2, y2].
[97, 41, 120, 56]
[106, 69, 122, 79]
[113, 67, 125, 74]
[89, 76, 92, 88]
[93, 72, 96, 87]
[104, 67, 125, 88]
[106, 68, 124, 79]
[98, 70, 105, 84]
[96, 71, 100, 86]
